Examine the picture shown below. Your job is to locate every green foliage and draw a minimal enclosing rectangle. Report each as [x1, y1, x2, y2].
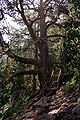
[0, 64, 10, 108]
[0, 97, 23, 120]
[0, 94, 31, 120]
[0, 31, 39, 116]
[77, 98, 80, 102]
[61, 70, 80, 93]
[60, 0, 80, 76]
[61, 82, 71, 93]
[48, 26, 63, 71]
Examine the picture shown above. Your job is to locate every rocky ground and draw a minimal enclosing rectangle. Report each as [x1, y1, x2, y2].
[11, 85, 80, 120]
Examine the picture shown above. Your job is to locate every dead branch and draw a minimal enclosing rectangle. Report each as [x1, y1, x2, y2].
[47, 34, 66, 38]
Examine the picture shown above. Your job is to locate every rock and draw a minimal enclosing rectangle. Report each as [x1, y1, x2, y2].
[73, 115, 80, 120]
[57, 107, 69, 118]
[35, 107, 46, 115]
[62, 115, 73, 120]
[72, 103, 80, 115]
[59, 107, 68, 113]
[49, 104, 60, 110]
[11, 85, 80, 120]
[44, 115, 57, 120]
[34, 113, 49, 120]
[22, 111, 35, 119]
[76, 108, 80, 115]
[23, 119, 33, 120]
[68, 103, 77, 108]
[61, 102, 68, 108]
[33, 96, 50, 107]
[71, 97, 77, 102]
[48, 108, 60, 115]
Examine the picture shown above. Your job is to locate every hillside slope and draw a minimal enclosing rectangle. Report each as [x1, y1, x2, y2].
[11, 84, 80, 120]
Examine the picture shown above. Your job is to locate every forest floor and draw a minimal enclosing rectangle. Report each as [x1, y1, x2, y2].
[11, 84, 80, 120]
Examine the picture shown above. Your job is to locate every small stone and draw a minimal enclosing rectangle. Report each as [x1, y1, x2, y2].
[76, 108, 80, 115]
[73, 115, 80, 120]
[68, 103, 78, 109]
[61, 102, 68, 108]
[71, 97, 77, 102]
[35, 107, 45, 115]
[44, 115, 56, 120]
[72, 103, 80, 112]
[69, 95, 73, 99]
[33, 96, 50, 107]
[48, 108, 60, 115]
[59, 107, 68, 113]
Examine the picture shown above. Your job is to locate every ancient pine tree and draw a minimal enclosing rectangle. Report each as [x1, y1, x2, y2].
[0, 0, 68, 89]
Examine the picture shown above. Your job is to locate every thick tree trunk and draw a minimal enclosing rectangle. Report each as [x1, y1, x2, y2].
[38, 0, 51, 89]
[39, 42, 51, 89]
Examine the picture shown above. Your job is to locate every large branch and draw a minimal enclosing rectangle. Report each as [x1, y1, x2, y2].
[7, 68, 43, 83]
[7, 49, 41, 65]
[0, 32, 41, 66]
